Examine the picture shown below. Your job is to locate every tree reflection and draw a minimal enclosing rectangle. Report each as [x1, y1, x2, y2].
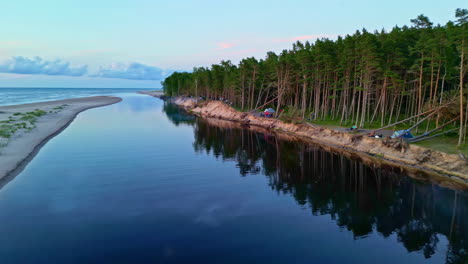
[162, 102, 196, 126]
[163, 105, 468, 263]
[194, 120, 468, 263]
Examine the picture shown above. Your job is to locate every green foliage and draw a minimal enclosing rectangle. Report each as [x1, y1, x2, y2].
[28, 109, 47, 117]
[20, 115, 36, 122]
[162, 9, 467, 152]
[0, 108, 51, 140]
[0, 126, 13, 138]
[52, 104, 67, 111]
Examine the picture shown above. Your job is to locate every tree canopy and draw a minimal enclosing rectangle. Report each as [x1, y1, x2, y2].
[163, 10, 467, 131]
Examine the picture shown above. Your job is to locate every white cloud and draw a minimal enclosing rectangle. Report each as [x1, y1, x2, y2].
[91, 62, 171, 80]
[0, 56, 174, 82]
[0, 56, 87, 76]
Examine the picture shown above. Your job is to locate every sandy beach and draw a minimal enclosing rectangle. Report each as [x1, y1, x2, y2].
[0, 96, 122, 180]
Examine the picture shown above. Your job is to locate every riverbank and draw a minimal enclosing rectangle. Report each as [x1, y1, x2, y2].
[162, 96, 468, 186]
[0, 96, 122, 180]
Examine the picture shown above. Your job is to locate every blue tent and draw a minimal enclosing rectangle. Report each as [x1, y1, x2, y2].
[391, 130, 414, 139]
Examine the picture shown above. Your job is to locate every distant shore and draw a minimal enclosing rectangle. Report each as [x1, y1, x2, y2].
[0, 96, 122, 181]
[138, 90, 164, 98]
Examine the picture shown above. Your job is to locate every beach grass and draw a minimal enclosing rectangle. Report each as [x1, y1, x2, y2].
[0, 108, 54, 140]
[0, 105, 69, 141]
[0, 125, 15, 138]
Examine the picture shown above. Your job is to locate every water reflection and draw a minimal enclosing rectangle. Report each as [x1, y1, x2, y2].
[164, 103, 468, 264]
[163, 102, 196, 126]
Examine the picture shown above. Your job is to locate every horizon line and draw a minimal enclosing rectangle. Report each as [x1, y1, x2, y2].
[0, 87, 162, 89]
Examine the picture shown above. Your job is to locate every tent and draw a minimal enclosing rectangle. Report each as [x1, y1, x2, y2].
[264, 108, 276, 113]
[391, 130, 414, 139]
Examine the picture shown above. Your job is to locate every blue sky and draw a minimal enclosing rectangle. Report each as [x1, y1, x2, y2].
[0, 0, 465, 88]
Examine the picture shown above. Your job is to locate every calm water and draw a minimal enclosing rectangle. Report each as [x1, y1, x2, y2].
[0, 87, 155, 106]
[0, 93, 466, 263]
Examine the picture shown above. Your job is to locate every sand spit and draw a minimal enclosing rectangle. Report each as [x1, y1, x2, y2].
[138, 91, 164, 97]
[167, 96, 468, 187]
[0, 96, 122, 180]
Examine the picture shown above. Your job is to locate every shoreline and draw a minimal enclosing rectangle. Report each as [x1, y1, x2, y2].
[198, 114, 467, 189]
[0, 96, 122, 181]
[142, 93, 468, 188]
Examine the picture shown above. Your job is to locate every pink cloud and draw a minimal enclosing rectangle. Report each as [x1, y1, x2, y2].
[217, 48, 262, 57]
[216, 42, 235, 50]
[178, 34, 339, 68]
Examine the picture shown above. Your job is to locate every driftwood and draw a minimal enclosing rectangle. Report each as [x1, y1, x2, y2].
[410, 128, 459, 143]
[396, 110, 439, 138]
[249, 97, 278, 113]
[368, 101, 454, 135]
[409, 117, 460, 142]
[305, 122, 318, 128]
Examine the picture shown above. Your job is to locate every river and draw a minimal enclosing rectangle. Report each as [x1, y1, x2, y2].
[0, 93, 466, 263]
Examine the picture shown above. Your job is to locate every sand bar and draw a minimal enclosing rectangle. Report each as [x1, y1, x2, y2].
[138, 90, 164, 97]
[0, 96, 122, 180]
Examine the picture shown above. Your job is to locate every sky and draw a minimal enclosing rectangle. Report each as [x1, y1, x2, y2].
[0, 0, 465, 88]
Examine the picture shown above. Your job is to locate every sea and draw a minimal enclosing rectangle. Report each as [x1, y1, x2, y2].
[0, 87, 156, 106]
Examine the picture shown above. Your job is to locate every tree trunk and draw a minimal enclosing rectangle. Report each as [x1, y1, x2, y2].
[458, 42, 465, 146]
[301, 74, 307, 118]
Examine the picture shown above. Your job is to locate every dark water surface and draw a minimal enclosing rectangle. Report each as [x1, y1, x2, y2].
[0, 94, 466, 263]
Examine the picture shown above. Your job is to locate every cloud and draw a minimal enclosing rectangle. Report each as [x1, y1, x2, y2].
[0, 56, 171, 81]
[0, 56, 87, 76]
[216, 42, 235, 50]
[91, 62, 169, 80]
